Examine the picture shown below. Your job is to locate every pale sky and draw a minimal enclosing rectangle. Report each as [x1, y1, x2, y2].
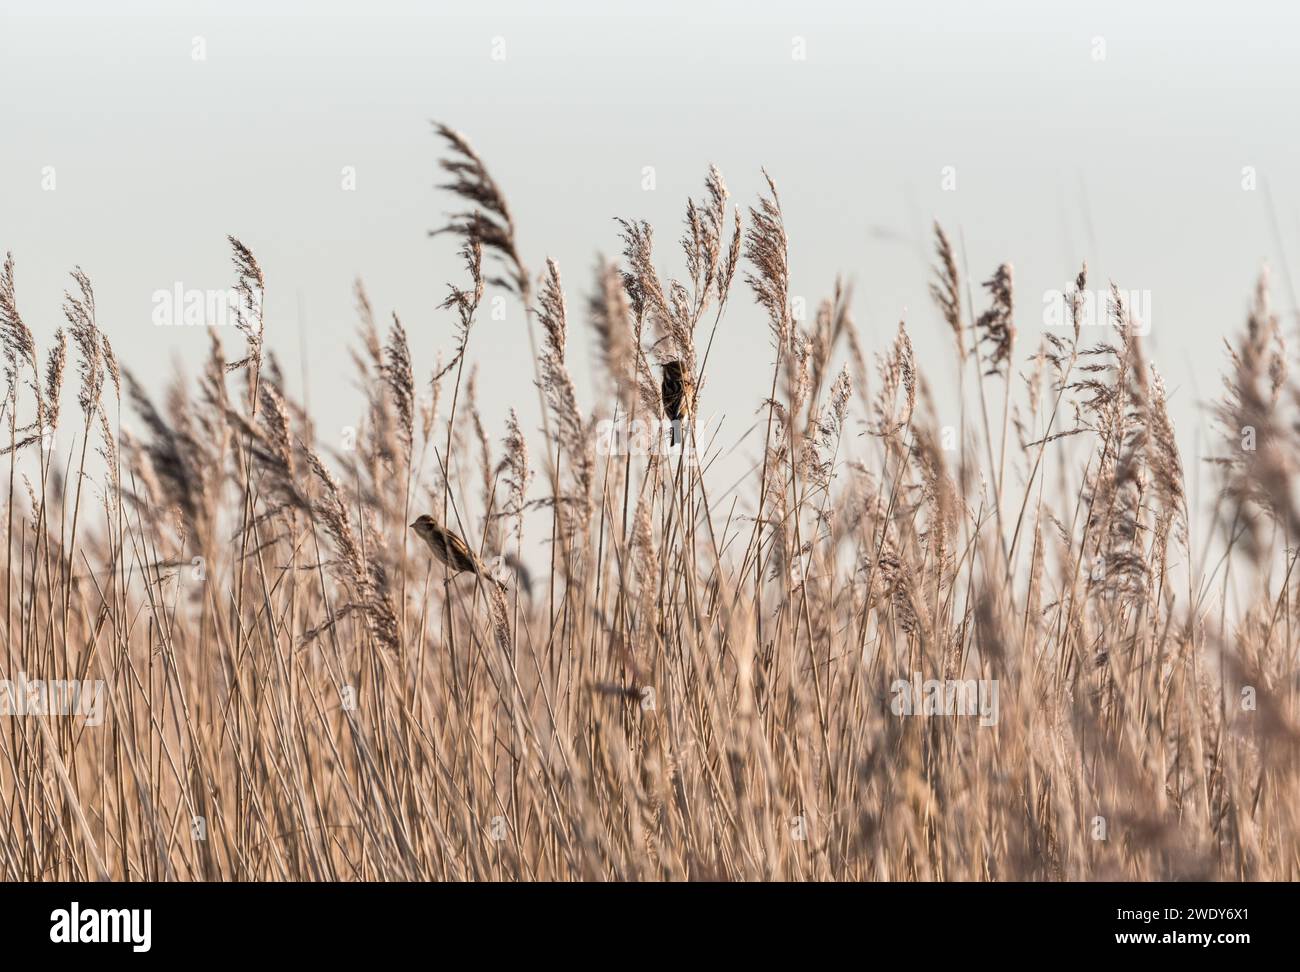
[3, 0, 1299, 547]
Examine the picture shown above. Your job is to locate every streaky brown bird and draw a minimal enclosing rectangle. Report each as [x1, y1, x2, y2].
[410, 515, 481, 575]
[660, 359, 693, 446]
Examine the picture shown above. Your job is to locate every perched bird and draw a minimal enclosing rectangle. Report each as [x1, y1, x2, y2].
[660, 359, 693, 446]
[410, 515, 481, 575]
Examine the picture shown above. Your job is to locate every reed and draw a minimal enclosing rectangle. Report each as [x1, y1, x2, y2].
[0, 130, 1297, 882]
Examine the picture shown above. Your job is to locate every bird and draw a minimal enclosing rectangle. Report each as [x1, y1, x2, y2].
[410, 515, 481, 576]
[660, 359, 693, 447]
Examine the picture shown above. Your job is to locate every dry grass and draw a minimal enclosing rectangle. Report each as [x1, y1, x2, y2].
[2, 125, 1299, 881]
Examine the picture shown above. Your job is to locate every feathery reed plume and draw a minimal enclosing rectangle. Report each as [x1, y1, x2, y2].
[433, 237, 484, 382]
[223, 381, 309, 518]
[630, 491, 658, 645]
[496, 407, 531, 538]
[306, 448, 400, 652]
[100, 331, 121, 403]
[634, 331, 664, 409]
[1144, 362, 1186, 541]
[1210, 269, 1299, 554]
[744, 170, 791, 351]
[616, 218, 684, 369]
[350, 284, 403, 501]
[125, 371, 222, 541]
[803, 365, 852, 491]
[784, 329, 813, 427]
[1041, 264, 1088, 390]
[868, 321, 917, 438]
[681, 164, 729, 319]
[804, 279, 851, 418]
[43, 328, 67, 438]
[487, 581, 512, 654]
[974, 263, 1015, 376]
[613, 167, 738, 404]
[0, 261, 61, 456]
[0, 253, 37, 389]
[869, 536, 926, 641]
[255, 383, 297, 480]
[1070, 262, 1087, 344]
[588, 258, 635, 411]
[719, 209, 743, 310]
[912, 419, 959, 582]
[95, 408, 118, 504]
[225, 236, 264, 374]
[431, 123, 527, 297]
[1074, 285, 1153, 605]
[382, 313, 415, 464]
[928, 223, 965, 363]
[64, 267, 103, 419]
[758, 395, 793, 584]
[537, 259, 593, 537]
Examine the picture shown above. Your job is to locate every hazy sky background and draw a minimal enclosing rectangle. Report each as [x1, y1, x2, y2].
[3, 0, 1299, 543]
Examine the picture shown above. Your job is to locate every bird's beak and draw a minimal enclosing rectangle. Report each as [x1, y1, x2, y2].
[409, 521, 419, 529]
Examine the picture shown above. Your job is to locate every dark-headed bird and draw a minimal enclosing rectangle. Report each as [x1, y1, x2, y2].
[660, 360, 693, 446]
